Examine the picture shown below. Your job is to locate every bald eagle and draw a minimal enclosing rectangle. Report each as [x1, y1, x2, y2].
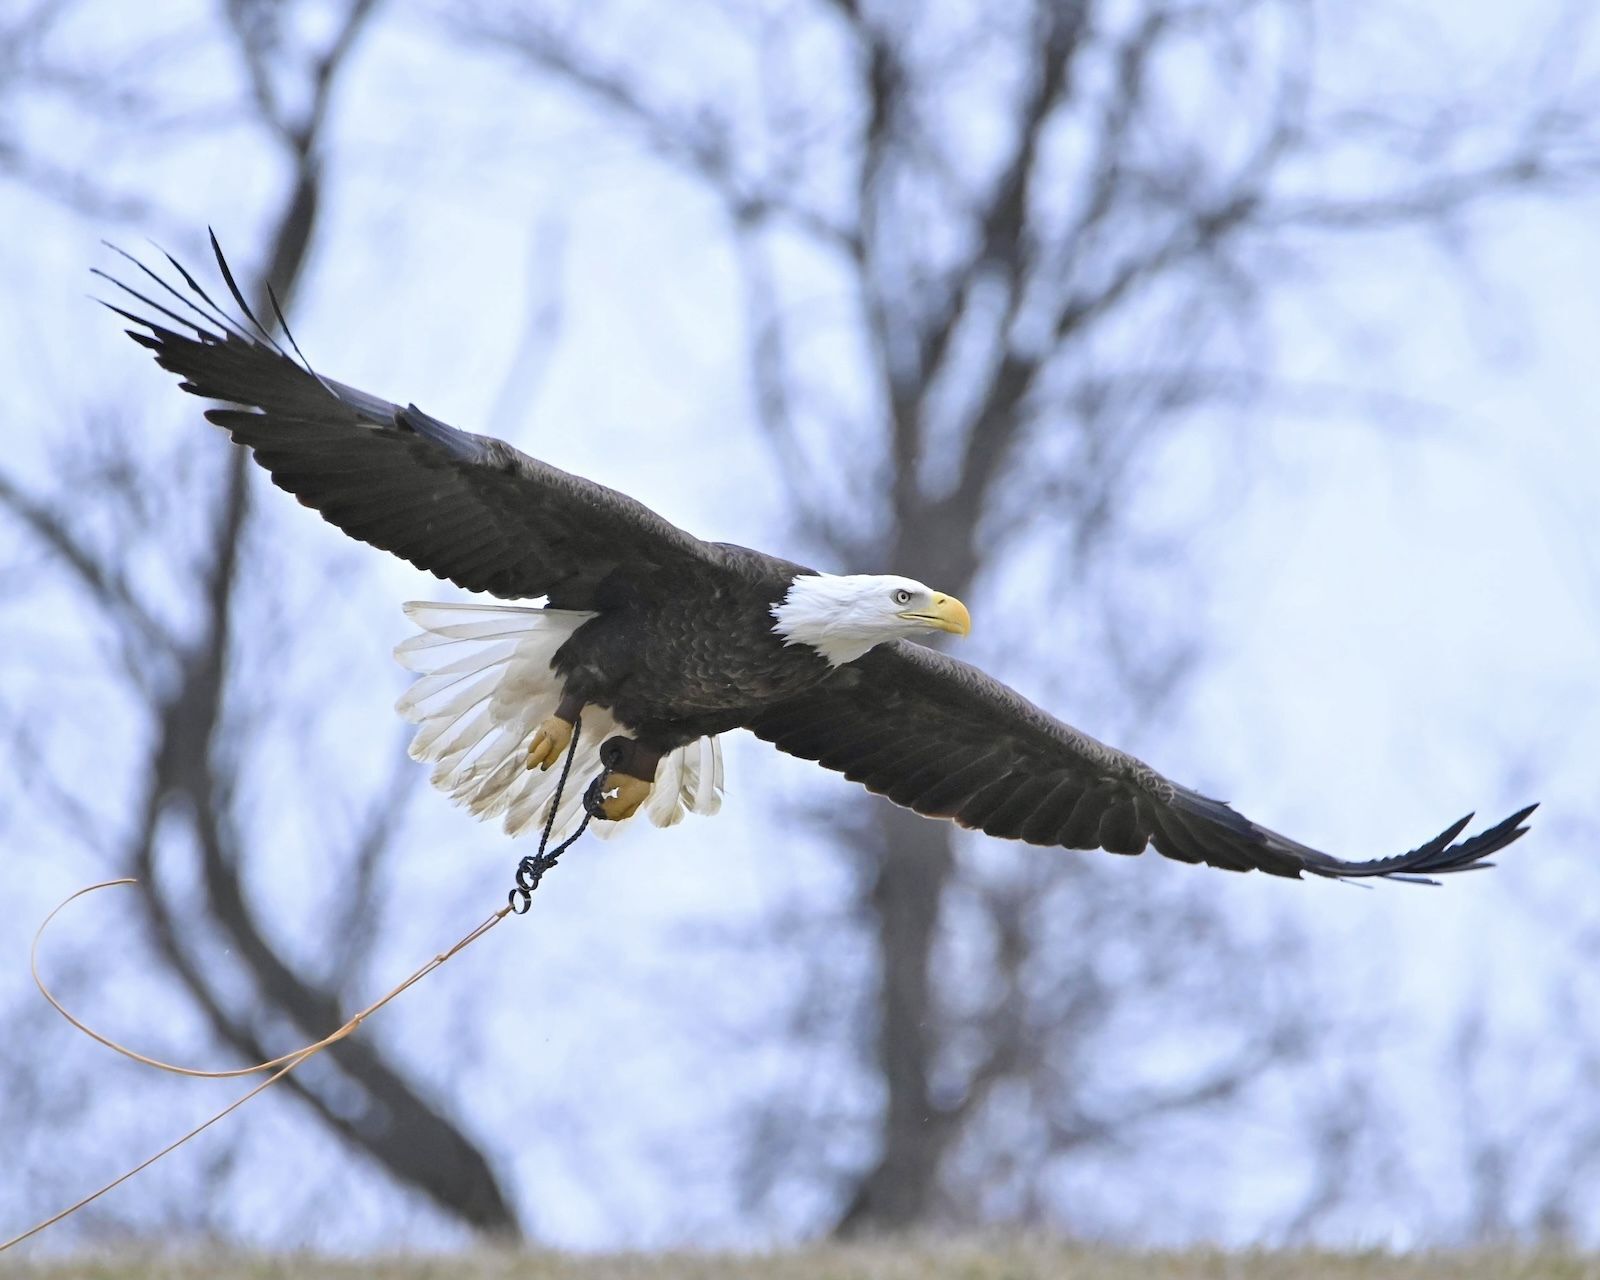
[100, 239, 1535, 882]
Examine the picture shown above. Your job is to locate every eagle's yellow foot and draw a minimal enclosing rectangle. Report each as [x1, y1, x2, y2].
[525, 714, 575, 771]
[591, 772, 653, 821]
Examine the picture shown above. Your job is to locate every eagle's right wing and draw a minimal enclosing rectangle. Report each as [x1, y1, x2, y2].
[101, 237, 714, 609]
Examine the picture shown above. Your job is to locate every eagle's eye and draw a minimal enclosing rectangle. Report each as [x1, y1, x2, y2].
[893, 588, 912, 605]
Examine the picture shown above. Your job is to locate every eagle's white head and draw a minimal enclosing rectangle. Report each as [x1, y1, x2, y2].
[770, 573, 972, 667]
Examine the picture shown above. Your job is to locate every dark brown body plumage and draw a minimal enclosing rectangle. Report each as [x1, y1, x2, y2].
[552, 547, 833, 752]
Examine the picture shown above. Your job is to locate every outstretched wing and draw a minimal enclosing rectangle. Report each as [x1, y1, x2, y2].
[99, 236, 715, 608]
[749, 641, 1536, 882]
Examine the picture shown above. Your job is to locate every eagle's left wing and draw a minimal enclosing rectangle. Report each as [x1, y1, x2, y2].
[749, 640, 1535, 882]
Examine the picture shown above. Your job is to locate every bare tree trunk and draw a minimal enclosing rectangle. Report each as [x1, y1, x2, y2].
[125, 131, 522, 1239]
[833, 508, 982, 1232]
[158, 124, 520, 1245]
[0, 0, 523, 1238]
[836, 804, 956, 1234]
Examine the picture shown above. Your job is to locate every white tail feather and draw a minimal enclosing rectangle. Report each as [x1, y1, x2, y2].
[395, 601, 727, 843]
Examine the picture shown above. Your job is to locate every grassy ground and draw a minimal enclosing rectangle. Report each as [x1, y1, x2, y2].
[3, 1239, 1598, 1280]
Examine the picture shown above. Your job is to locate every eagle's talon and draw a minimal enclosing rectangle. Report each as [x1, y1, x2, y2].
[526, 713, 575, 771]
[586, 771, 652, 822]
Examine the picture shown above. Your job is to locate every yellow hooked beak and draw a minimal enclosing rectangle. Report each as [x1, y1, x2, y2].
[900, 592, 971, 637]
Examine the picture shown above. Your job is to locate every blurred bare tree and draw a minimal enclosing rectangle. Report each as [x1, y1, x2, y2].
[456, 0, 1600, 1235]
[0, 0, 519, 1240]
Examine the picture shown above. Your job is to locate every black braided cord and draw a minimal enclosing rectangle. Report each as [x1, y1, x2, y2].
[508, 712, 597, 914]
